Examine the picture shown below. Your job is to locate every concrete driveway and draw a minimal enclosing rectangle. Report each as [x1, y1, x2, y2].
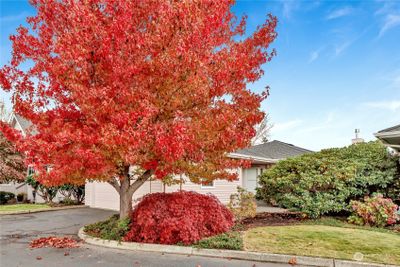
[0, 207, 290, 267]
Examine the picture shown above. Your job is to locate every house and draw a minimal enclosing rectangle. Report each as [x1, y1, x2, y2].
[85, 140, 312, 211]
[0, 112, 61, 203]
[374, 124, 400, 154]
[2, 111, 312, 208]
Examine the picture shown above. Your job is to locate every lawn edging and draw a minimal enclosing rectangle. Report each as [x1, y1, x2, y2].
[78, 227, 398, 267]
[0, 205, 87, 215]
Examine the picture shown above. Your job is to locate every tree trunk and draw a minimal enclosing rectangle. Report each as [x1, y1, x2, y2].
[108, 169, 153, 219]
[119, 178, 134, 219]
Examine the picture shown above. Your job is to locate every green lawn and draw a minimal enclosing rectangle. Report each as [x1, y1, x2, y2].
[244, 225, 400, 265]
[0, 204, 50, 213]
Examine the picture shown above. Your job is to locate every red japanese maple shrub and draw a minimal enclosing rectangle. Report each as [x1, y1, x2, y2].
[124, 191, 234, 245]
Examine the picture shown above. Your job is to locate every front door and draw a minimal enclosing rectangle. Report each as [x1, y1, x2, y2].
[243, 167, 258, 194]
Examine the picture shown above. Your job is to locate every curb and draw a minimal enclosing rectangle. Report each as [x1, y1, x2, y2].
[0, 205, 87, 215]
[78, 227, 399, 267]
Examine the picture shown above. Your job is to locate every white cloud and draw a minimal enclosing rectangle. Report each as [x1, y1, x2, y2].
[273, 119, 302, 133]
[334, 41, 352, 56]
[326, 7, 353, 20]
[364, 100, 400, 111]
[282, 0, 298, 19]
[379, 14, 400, 38]
[308, 47, 324, 63]
[309, 50, 320, 63]
[297, 112, 336, 134]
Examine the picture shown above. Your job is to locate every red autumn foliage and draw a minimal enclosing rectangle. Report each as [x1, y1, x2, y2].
[0, 0, 277, 217]
[29, 236, 79, 249]
[124, 191, 234, 245]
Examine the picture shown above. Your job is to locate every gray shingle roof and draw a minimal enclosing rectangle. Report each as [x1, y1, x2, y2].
[234, 140, 313, 160]
[377, 124, 400, 133]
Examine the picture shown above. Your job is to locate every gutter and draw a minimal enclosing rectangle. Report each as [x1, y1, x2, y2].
[228, 153, 279, 163]
[374, 131, 400, 138]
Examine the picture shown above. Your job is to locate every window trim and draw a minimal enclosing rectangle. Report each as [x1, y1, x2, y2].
[200, 179, 215, 189]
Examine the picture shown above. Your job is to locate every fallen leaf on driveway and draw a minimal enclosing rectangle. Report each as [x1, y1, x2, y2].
[30, 236, 80, 249]
[36, 256, 42, 260]
[288, 257, 297, 265]
[64, 252, 70, 256]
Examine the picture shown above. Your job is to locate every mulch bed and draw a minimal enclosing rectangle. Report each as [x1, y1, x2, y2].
[241, 212, 305, 229]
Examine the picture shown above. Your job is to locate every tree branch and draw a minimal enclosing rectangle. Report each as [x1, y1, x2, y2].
[128, 169, 153, 195]
[107, 177, 121, 193]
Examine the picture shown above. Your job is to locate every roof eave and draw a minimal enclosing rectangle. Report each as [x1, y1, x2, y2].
[228, 153, 279, 163]
[374, 131, 400, 138]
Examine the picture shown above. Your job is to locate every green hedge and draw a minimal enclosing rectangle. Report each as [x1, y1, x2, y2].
[84, 215, 130, 241]
[193, 231, 243, 250]
[0, 191, 15, 204]
[257, 141, 399, 218]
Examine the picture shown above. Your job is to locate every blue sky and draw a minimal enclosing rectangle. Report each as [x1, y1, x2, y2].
[1, 1, 399, 151]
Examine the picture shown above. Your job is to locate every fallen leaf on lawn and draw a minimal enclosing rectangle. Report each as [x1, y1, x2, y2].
[288, 257, 297, 265]
[30, 236, 80, 249]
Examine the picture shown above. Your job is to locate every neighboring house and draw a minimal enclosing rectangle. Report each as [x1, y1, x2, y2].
[0, 112, 62, 203]
[86, 140, 312, 211]
[374, 124, 400, 154]
[8, 113, 36, 137]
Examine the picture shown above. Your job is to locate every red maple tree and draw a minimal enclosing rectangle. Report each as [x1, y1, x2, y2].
[0, 0, 277, 218]
[0, 132, 26, 182]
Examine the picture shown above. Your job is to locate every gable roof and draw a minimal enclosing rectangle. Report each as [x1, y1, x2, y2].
[374, 124, 400, 153]
[8, 113, 37, 136]
[15, 114, 33, 132]
[231, 140, 313, 162]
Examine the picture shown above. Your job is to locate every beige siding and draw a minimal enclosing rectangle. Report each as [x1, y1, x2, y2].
[85, 168, 243, 210]
[164, 168, 242, 204]
[85, 179, 163, 211]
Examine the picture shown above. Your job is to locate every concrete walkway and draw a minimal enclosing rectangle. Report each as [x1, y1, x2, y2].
[256, 200, 289, 213]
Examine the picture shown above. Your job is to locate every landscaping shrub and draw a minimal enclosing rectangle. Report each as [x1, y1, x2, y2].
[124, 191, 234, 245]
[26, 175, 58, 204]
[193, 231, 243, 250]
[59, 184, 85, 204]
[0, 191, 15, 204]
[16, 192, 27, 202]
[257, 141, 399, 218]
[84, 215, 130, 241]
[348, 194, 399, 227]
[60, 197, 76, 206]
[227, 186, 257, 222]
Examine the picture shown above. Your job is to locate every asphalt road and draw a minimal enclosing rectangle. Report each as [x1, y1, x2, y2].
[0, 207, 292, 267]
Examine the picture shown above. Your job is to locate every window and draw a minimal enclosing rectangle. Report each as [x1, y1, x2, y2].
[27, 166, 35, 176]
[201, 179, 215, 188]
